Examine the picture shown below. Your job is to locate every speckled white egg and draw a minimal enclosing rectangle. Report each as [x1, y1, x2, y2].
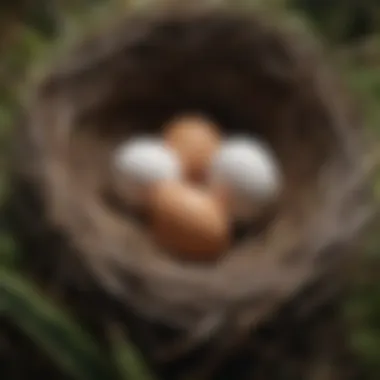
[210, 137, 282, 220]
[113, 138, 182, 205]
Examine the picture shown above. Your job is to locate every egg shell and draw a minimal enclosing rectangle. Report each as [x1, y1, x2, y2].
[149, 181, 230, 261]
[113, 138, 182, 206]
[163, 114, 222, 181]
[210, 137, 282, 203]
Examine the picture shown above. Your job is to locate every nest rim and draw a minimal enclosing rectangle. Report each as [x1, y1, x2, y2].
[15, 7, 371, 332]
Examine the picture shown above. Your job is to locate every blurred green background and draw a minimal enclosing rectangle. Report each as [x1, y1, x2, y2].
[1, 0, 380, 379]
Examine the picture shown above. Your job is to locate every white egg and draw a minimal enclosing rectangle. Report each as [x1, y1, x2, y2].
[210, 137, 282, 219]
[113, 138, 182, 205]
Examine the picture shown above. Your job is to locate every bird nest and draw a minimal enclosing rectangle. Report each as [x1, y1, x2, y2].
[11, 7, 372, 354]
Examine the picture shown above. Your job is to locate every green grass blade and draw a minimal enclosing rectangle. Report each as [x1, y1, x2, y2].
[109, 326, 157, 380]
[1, 269, 116, 380]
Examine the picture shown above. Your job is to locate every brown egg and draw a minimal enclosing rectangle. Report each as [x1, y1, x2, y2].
[163, 114, 221, 181]
[148, 181, 230, 262]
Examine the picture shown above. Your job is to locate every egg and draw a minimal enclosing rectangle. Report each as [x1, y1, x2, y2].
[113, 138, 182, 206]
[209, 137, 282, 220]
[149, 181, 230, 261]
[163, 114, 222, 181]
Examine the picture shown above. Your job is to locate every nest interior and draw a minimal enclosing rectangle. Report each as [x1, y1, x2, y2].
[4, 7, 373, 380]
